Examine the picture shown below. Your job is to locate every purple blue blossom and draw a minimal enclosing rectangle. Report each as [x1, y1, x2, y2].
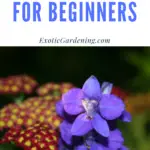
[56, 75, 131, 150]
[61, 76, 125, 137]
[59, 121, 127, 150]
[120, 111, 132, 122]
[60, 120, 84, 146]
[76, 129, 125, 150]
[56, 100, 64, 118]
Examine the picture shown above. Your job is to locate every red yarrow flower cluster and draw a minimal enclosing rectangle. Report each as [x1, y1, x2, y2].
[0, 96, 62, 130]
[37, 82, 74, 96]
[0, 123, 59, 150]
[0, 75, 38, 95]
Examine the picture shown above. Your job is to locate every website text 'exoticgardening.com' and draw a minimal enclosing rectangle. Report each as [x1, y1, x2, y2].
[39, 37, 110, 45]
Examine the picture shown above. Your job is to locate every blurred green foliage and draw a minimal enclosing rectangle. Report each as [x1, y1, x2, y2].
[0, 143, 22, 150]
[121, 48, 150, 150]
[124, 48, 150, 92]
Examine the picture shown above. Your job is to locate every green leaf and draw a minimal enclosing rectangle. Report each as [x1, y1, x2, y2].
[0, 143, 22, 150]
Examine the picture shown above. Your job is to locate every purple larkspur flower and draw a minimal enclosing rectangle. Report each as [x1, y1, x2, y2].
[58, 138, 73, 150]
[75, 145, 88, 150]
[59, 121, 128, 150]
[59, 121, 87, 150]
[56, 100, 64, 118]
[120, 111, 132, 122]
[61, 76, 125, 137]
[73, 129, 126, 150]
[60, 120, 84, 145]
[83, 129, 125, 150]
[119, 145, 129, 150]
[56, 100, 77, 123]
[60, 121, 73, 145]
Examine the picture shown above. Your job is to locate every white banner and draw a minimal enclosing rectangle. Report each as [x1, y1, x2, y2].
[0, 0, 150, 46]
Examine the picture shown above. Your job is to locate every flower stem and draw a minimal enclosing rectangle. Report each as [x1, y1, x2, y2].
[14, 93, 25, 104]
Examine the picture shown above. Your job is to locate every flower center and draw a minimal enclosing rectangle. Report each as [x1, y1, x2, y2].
[82, 99, 98, 119]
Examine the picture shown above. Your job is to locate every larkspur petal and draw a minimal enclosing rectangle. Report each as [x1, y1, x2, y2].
[120, 111, 132, 122]
[60, 121, 72, 145]
[92, 113, 109, 137]
[71, 113, 92, 136]
[82, 76, 101, 99]
[62, 88, 84, 115]
[100, 95, 125, 120]
[56, 100, 64, 117]
[90, 142, 105, 150]
[108, 129, 124, 149]
[120, 145, 129, 150]
[75, 144, 87, 150]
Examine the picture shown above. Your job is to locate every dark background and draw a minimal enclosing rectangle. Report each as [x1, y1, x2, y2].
[0, 48, 139, 89]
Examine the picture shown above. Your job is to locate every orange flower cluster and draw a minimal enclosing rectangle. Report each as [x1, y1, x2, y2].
[0, 75, 38, 95]
[0, 123, 59, 150]
[0, 96, 62, 131]
[37, 82, 74, 96]
[125, 92, 150, 114]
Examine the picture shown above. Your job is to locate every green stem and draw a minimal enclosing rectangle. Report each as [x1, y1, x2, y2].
[129, 112, 149, 150]
[14, 93, 25, 104]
